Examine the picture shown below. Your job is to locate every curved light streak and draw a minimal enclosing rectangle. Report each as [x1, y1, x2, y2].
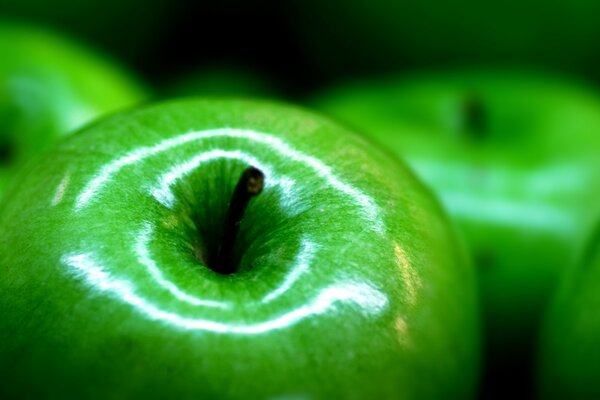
[394, 243, 420, 307]
[63, 253, 388, 334]
[261, 237, 317, 303]
[74, 128, 383, 233]
[441, 191, 574, 232]
[395, 317, 411, 346]
[66, 128, 390, 334]
[135, 223, 319, 308]
[51, 172, 71, 206]
[150, 149, 292, 210]
[411, 160, 582, 233]
[134, 222, 231, 309]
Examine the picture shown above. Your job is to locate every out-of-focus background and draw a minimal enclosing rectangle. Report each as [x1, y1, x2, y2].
[6, 0, 600, 97]
[3, 0, 600, 398]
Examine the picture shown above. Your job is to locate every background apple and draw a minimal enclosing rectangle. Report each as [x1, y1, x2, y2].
[0, 99, 479, 398]
[537, 224, 600, 399]
[0, 21, 148, 196]
[311, 69, 600, 396]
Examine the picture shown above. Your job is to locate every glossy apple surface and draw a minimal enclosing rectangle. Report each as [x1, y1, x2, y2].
[0, 99, 479, 398]
[0, 22, 148, 195]
[537, 225, 600, 399]
[312, 70, 600, 393]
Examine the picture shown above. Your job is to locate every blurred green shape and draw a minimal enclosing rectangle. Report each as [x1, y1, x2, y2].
[164, 64, 280, 100]
[538, 225, 600, 399]
[288, 0, 600, 79]
[0, 21, 149, 196]
[312, 69, 600, 395]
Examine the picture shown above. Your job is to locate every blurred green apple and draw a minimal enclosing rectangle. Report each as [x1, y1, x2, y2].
[537, 224, 600, 399]
[0, 22, 148, 196]
[0, 99, 479, 398]
[312, 69, 600, 394]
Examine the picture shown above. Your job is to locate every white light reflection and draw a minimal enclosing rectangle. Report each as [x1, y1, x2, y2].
[261, 238, 317, 303]
[135, 223, 231, 309]
[394, 317, 410, 346]
[150, 149, 292, 209]
[441, 191, 573, 232]
[394, 243, 420, 307]
[75, 128, 383, 233]
[411, 160, 582, 233]
[63, 253, 388, 334]
[51, 172, 71, 206]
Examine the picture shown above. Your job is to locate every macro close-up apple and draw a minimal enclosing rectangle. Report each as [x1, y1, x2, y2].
[0, 21, 148, 196]
[537, 224, 600, 399]
[0, 99, 480, 398]
[312, 70, 600, 394]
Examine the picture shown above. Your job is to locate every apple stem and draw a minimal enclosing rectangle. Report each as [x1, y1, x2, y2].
[213, 166, 264, 274]
[463, 94, 487, 138]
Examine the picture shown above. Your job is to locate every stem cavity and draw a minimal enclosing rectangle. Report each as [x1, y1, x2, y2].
[462, 94, 487, 138]
[212, 166, 264, 274]
[0, 137, 13, 166]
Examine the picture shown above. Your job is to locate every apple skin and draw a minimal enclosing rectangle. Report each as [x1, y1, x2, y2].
[0, 99, 479, 398]
[311, 70, 600, 392]
[537, 225, 600, 399]
[0, 21, 148, 196]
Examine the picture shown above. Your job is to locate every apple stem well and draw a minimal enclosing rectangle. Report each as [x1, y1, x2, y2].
[0, 137, 13, 166]
[211, 166, 265, 275]
[462, 94, 487, 138]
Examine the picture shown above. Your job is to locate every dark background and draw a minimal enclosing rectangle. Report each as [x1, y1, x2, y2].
[4, 0, 599, 99]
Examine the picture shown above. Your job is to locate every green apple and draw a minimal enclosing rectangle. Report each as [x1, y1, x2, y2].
[287, 0, 600, 78]
[312, 69, 600, 393]
[537, 225, 600, 399]
[0, 21, 148, 196]
[165, 64, 279, 99]
[0, 99, 479, 398]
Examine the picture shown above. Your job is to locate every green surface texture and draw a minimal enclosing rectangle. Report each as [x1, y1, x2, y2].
[0, 99, 479, 399]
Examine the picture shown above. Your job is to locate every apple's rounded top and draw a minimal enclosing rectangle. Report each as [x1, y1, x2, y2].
[0, 99, 479, 399]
